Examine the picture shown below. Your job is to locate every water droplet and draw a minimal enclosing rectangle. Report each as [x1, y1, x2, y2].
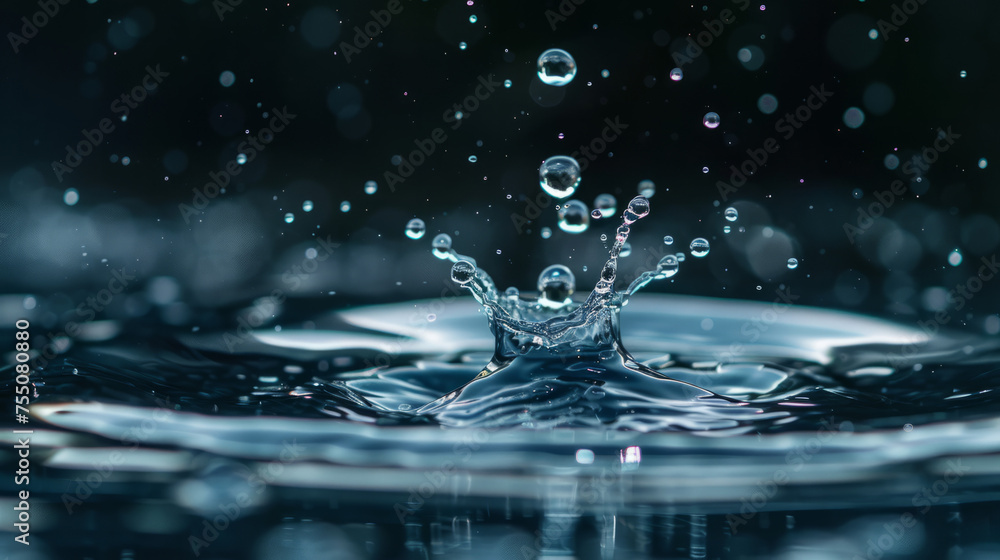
[620, 242, 632, 257]
[868, 28, 879, 40]
[364, 180, 378, 195]
[724, 207, 738, 222]
[405, 218, 426, 240]
[669, 67, 683, 81]
[663, 235, 673, 245]
[459, 42, 467, 50]
[469, 14, 477, 23]
[948, 249, 963, 267]
[656, 255, 679, 278]
[496, 249, 502, 255]
[454, 111, 464, 120]
[537, 264, 575, 302]
[432, 233, 453, 258]
[703, 112, 721, 129]
[723, 225, 731, 233]
[539, 155, 582, 198]
[339, 201, 351, 212]
[787, 257, 799, 269]
[702, 166, 709, 173]
[590, 209, 602, 219]
[504, 79, 512, 88]
[236, 153, 247, 165]
[601, 69, 610, 78]
[536, 48, 577, 86]
[593, 193, 617, 218]
[302, 200, 314, 212]
[959, 70, 967, 78]
[63, 188, 80, 206]
[689, 237, 710, 257]
[676, 252, 686, 262]
[903, 423, 913, 432]
[978, 158, 988, 169]
[284, 213, 294, 223]
[557, 200, 590, 233]
[451, 260, 477, 284]
[505, 286, 519, 299]
[121, 156, 131, 166]
[540, 227, 552, 239]
[622, 196, 650, 224]
[637, 179, 655, 198]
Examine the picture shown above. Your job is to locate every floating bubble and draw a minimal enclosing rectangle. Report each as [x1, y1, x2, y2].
[339, 201, 351, 212]
[537, 264, 575, 302]
[843, 107, 865, 129]
[540, 227, 552, 239]
[539, 155, 582, 198]
[787, 257, 799, 269]
[431, 233, 452, 258]
[236, 153, 247, 165]
[689, 237, 710, 257]
[364, 180, 377, 194]
[637, 179, 655, 198]
[703, 112, 721, 129]
[219, 70, 235, 87]
[669, 67, 683, 81]
[536, 48, 577, 86]
[724, 207, 738, 222]
[557, 200, 590, 233]
[663, 235, 673, 245]
[63, 188, 80, 206]
[504, 79, 512, 88]
[593, 193, 617, 218]
[657, 254, 679, 278]
[284, 213, 294, 223]
[451, 260, 477, 284]
[405, 218, 426, 240]
[757, 93, 778, 114]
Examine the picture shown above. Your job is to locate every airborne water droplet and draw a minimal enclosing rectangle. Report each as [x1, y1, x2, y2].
[787, 258, 799, 269]
[302, 200, 314, 212]
[663, 235, 673, 245]
[405, 218, 426, 239]
[340, 201, 351, 212]
[284, 213, 294, 223]
[620, 242, 632, 258]
[593, 193, 617, 217]
[724, 207, 738, 222]
[637, 179, 655, 198]
[236, 153, 247, 165]
[557, 200, 590, 233]
[703, 112, 721, 129]
[451, 260, 476, 284]
[541, 227, 552, 239]
[689, 237, 710, 257]
[364, 180, 378, 195]
[657, 254, 679, 278]
[539, 155, 582, 198]
[537, 48, 577, 86]
[669, 67, 683, 81]
[432, 233, 453, 258]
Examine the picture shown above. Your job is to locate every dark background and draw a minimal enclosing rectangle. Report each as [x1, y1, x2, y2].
[1, 0, 998, 336]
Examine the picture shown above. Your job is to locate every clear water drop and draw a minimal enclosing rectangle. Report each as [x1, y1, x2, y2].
[539, 155, 582, 198]
[364, 180, 378, 195]
[236, 153, 247, 165]
[405, 218, 426, 240]
[451, 260, 476, 284]
[557, 200, 590, 233]
[459, 42, 467, 50]
[540, 227, 552, 239]
[340, 201, 351, 212]
[283, 213, 294, 223]
[948, 249, 963, 267]
[960, 70, 967, 78]
[537, 264, 575, 303]
[724, 207, 738, 222]
[536, 48, 577, 86]
[505, 286, 519, 299]
[669, 67, 683, 81]
[622, 196, 650, 224]
[787, 258, 799, 269]
[703, 112, 721, 129]
[432, 233, 452, 258]
[676, 252, 686, 262]
[663, 235, 673, 245]
[637, 179, 655, 198]
[593, 193, 617, 218]
[723, 225, 731, 233]
[63, 188, 80, 206]
[620, 242, 632, 258]
[591, 209, 602, 219]
[689, 237, 710, 257]
[469, 15, 477, 23]
[302, 200, 314, 212]
[601, 69, 610, 78]
[504, 79, 512, 88]
[468, 155, 478, 163]
[978, 158, 988, 169]
[656, 254, 679, 278]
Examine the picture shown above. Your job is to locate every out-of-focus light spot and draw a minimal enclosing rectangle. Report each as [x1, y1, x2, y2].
[620, 445, 641, 465]
[863, 82, 895, 115]
[757, 93, 778, 114]
[959, 70, 967, 78]
[843, 107, 865, 128]
[305, 248, 318, 259]
[978, 158, 988, 169]
[23, 296, 36, 310]
[884, 154, 900, 170]
[868, 29, 878, 39]
[575, 449, 595, 464]
[64, 188, 80, 206]
[219, 70, 235, 87]
[985, 315, 1000, 335]
[947, 249, 963, 267]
